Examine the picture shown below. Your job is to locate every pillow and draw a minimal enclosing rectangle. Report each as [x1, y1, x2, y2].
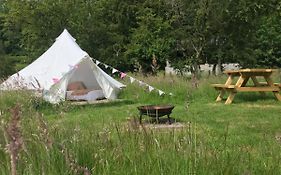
[67, 81, 86, 91]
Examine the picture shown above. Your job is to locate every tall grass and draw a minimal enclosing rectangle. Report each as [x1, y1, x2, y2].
[1, 74, 281, 174]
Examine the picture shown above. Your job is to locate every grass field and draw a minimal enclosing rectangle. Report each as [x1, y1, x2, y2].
[1, 73, 281, 174]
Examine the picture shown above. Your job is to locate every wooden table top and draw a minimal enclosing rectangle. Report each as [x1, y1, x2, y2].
[224, 69, 278, 74]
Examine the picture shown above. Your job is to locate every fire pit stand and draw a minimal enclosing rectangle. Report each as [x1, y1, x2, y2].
[137, 105, 175, 124]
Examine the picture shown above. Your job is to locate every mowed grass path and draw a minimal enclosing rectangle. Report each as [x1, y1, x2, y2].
[1, 74, 281, 174]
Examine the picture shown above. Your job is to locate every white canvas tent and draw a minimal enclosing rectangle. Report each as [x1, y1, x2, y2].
[0, 29, 125, 103]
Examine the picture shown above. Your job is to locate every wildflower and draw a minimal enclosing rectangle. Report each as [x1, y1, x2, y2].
[60, 144, 92, 175]
[5, 104, 23, 175]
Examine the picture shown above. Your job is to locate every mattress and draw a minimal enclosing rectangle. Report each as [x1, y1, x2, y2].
[66, 89, 105, 101]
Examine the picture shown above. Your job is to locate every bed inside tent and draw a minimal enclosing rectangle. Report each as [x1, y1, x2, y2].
[65, 60, 105, 101]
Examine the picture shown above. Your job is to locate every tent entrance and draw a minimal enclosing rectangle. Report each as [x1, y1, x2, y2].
[65, 60, 105, 101]
[67, 60, 102, 91]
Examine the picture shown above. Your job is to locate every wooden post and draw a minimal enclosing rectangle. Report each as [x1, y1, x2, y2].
[264, 75, 281, 101]
[225, 91, 236, 104]
[251, 76, 266, 96]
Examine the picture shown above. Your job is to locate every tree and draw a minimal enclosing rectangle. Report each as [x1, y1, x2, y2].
[1, 0, 281, 78]
[125, 2, 174, 74]
[169, 0, 276, 76]
[169, 0, 227, 77]
[254, 1, 281, 67]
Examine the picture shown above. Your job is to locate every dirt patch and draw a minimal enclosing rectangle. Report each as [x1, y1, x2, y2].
[143, 122, 186, 130]
[126, 117, 188, 131]
[70, 99, 125, 105]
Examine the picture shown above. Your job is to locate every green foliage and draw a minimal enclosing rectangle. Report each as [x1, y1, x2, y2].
[0, 0, 281, 78]
[126, 5, 174, 73]
[255, 10, 281, 67]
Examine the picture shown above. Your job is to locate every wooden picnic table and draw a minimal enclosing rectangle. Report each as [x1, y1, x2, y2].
[212, 69, 281, 104]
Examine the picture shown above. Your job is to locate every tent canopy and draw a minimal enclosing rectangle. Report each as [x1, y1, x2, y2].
[0, 29, 125, 103]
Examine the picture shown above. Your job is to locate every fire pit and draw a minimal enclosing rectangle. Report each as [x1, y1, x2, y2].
[137, 105, 175, 124]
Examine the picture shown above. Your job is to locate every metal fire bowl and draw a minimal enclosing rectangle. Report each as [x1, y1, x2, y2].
[137, 105, 175, 118]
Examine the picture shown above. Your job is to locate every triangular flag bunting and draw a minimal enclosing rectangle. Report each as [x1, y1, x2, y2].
[96, 60, 100, 65]
[148, 86, 154, 92]
[158, 90, 165, 96]
[129, 77, 135, 83]
[112, 68, 118, 74]
[139, 81, 145, 86]
[52, 78, 60, 84]
[104, 64, 109, 68]
[120, 72, 127, 79]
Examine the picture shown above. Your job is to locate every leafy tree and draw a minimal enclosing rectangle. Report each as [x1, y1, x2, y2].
[254, 1, 281, 67]
[126, 1, 174, 74]
[1, 0, 140, 71]
[169, 0, 276, 75]
[1, 0, 281, 78]
[169, 0, 227, 76]
[84, 0, 139, 71]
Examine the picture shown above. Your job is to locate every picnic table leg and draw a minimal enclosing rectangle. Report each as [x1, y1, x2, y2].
[167, 114, 172, 124]
[264, 75, 281, 101]
[225, 75, 234, 85]
[215, 75, 234, 102]
[216, 89, 225, 102]
[251, 76, 266, 96]
[139, 113, 143, 124]
[235, 75, 247, 87]
[241, 77, 249, 86]
[156, 109, 159, 123]
[223, 75, 246, 104]
[225, 91, 236, 104]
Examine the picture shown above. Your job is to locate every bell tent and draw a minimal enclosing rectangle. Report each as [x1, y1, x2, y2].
[0, 29, 125, 103]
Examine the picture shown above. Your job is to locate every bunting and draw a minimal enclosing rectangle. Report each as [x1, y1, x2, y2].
[112, 68, 118, 74]
[93, 58, 173, 97]
[138, 80, 146, 87]
[158, 90, 165, 96]
[130, 77, 135, 83]
[120, 72, 127, 79]
[148, 86, 154, 92]
[52, 78, 60, 84]
[68, 64, 79, 70]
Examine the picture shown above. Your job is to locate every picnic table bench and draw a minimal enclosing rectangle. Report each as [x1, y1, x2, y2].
[212, 69, 281, 104]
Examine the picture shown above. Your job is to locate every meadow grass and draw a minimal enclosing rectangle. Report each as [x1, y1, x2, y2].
[0, 74, 281, 174]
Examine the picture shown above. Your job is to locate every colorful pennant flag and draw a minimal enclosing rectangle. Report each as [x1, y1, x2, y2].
[93, 58, 173, 97]
[112, 68, 118, 74]
[139, 80, 145, 86]
[52, 78, 60, 84]
[129, 77, 135, 83]
[158, 90, 165, 96]
[68, 64, 78, 70]
[120, 72, 127, 79]
[148, 86, 154, 92]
